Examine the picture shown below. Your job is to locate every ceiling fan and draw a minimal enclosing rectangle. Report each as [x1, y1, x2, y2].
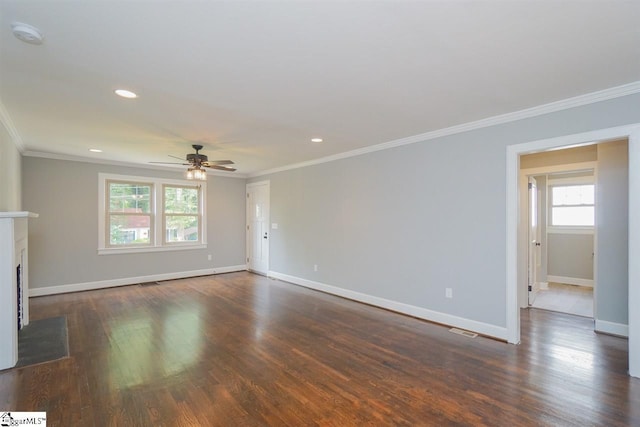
[150, 144, 236, 180]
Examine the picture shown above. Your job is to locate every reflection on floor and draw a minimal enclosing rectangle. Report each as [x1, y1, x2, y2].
[531, 282, 593, 318]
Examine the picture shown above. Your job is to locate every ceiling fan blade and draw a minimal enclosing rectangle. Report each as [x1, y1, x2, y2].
[168, 154, 186, 161]
[202, 160, 234, 166]
[149, 161, 190, 165]
[207, 164, 237, 172]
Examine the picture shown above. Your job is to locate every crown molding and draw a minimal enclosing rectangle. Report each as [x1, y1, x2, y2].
[250, 81, 640, 178]
[22, 150, 248, 179]
[0, 98, 25, 152]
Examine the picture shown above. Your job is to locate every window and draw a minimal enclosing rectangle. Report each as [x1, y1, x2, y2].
[550, 184, 594, 227]
[107, 181, 153, 246]
[163, 185, 201, 244]
[99, 174, 206, 254]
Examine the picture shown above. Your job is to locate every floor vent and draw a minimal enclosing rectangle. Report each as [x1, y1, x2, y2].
[449, 328, 478, 338]
[139, 281, 160, 287]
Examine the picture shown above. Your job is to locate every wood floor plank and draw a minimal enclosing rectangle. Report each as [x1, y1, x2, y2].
[1, 272, 638, 426]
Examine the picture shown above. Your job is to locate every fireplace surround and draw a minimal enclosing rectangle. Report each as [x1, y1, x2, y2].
[0, 211, 38, 370]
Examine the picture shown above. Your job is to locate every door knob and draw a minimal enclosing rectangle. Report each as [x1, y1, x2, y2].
[263, 232, 268, 239]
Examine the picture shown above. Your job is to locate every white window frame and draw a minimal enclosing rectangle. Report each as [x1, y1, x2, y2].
[99, 173, 207, 254]
[547, 175, 595, 234]
[162, 184, 203, 246]
[104, 178, 155, 248]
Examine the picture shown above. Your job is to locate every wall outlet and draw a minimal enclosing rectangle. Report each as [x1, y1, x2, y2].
[314, 264, 318, 272]
[208, 254, 212, 261]
[445, 288, 453, 299]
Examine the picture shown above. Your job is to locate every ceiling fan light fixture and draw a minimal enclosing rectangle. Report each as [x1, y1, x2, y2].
[186, 166, 207, 181]
[194, 168, 207, 180]
[151, 145, 234, 177]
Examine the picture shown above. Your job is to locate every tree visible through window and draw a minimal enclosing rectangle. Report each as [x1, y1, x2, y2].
[164, 185, 200, 243]
[107, 181, 153, 246]
[550, 184, 594, 226]
[100, 174, 206, 253]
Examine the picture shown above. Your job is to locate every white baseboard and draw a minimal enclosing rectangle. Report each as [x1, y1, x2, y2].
[547, 275, 593, 288]
[595, 319, 629, 337]
[29, 265, 247, 297]
[538, 281, 549, 290]
[268, 271, 508, 341]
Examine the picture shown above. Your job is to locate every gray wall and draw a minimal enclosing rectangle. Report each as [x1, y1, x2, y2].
[596, 140, 629, 325]
[251, 93, 640, 329]
[22, 157, 246, 289]
[0, 122, 21, 211]
[547, 233, 593, 279]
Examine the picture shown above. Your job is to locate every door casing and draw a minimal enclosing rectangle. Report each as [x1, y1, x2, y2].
[506, 123, 640, 378]
[246, 181, 270, 275]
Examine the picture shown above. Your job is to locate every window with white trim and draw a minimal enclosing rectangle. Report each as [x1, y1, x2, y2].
[163, 185, 201, 244]
[550, 184, 594, 227]
[99, 174, 206, 254]
[107, 180, 154, 246]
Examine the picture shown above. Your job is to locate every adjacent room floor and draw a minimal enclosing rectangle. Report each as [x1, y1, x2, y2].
[531, 282, 594, 317]
[1, 272, 636, 426]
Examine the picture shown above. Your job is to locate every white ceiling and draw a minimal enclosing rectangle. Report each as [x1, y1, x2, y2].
[1, 1, 639, 176]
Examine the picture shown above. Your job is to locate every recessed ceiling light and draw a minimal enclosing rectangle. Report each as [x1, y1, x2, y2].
[89, 148, 103, 153]
[311, 138, 323, 143]
[114, 89, 137, 99]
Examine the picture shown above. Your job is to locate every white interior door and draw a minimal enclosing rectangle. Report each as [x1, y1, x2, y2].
[528, 176, 540, 305]
[246, 181, 270, 274]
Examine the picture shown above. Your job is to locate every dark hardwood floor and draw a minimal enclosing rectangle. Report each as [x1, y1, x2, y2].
[1, 272, 638, 426]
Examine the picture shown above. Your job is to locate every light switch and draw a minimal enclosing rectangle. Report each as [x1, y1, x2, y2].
[272, 223, 279, 229]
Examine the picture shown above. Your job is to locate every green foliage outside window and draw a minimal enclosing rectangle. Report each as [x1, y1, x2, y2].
[108, 182, 152, 245]
[109, 183, 151, 213]
[164, 186, 200, 242]
[101, 175, 205, 250]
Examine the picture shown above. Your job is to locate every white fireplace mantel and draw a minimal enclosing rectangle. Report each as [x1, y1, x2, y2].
[0, 211, 38, 218]
[0, 211, 38, 370]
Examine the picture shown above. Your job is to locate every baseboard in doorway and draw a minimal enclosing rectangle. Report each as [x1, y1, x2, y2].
[547, 275, 593, 288]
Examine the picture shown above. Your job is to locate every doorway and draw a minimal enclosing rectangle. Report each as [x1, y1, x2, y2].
[505, 124, 640, 378]
[522, 161, 596, 318]
[246, 181, 270, 275]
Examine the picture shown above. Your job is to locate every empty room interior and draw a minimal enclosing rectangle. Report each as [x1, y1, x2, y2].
[1, 1, 640, 426]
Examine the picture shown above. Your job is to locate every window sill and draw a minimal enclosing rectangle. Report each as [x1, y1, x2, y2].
[98, 243, 207, 255]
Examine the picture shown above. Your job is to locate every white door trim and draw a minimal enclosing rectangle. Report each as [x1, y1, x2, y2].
[246, 180, 270, 274]
[527, 176, 538, 306]
[629, 129, 640, 377]
[506, 123, 640, 378]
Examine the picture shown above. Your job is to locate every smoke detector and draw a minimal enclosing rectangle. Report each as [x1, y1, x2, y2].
[12, 22, 44, 45]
